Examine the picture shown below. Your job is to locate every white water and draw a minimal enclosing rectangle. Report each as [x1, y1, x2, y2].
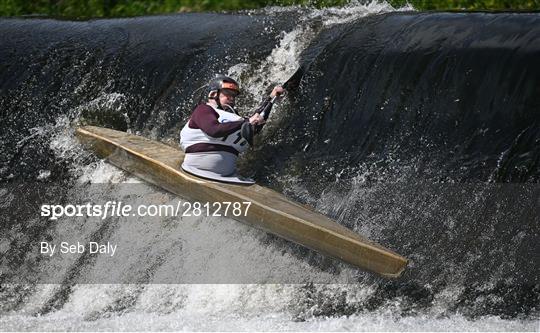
[1, 303, 537, 331]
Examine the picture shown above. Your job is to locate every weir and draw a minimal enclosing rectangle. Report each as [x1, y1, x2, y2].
[0, 6, 538, 328]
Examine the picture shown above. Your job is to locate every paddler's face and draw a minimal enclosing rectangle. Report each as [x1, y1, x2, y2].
[219, 89, 237, 108]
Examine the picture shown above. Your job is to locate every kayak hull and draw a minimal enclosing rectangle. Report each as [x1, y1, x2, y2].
[76, 126, 408, 278]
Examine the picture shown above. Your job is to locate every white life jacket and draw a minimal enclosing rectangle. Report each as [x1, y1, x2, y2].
[180, 104, 250, 153]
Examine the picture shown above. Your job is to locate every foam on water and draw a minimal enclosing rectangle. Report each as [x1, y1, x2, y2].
[1, 307, 537, 331]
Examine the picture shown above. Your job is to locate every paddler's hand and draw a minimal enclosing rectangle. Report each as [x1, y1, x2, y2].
[248, 113, 265, 126]
[270, 85, 285, 98]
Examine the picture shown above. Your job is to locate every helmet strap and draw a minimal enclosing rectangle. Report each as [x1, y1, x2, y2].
[215, 92, 223, 109]
[209, 90, 223, 109]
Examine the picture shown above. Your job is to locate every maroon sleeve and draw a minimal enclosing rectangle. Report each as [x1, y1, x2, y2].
[188, 104, 245, 137]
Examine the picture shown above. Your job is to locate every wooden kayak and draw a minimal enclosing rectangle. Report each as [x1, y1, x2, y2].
[76, 126, 408, 278]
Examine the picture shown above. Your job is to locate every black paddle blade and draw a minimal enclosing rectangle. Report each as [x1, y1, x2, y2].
[282, 66, 305, 90]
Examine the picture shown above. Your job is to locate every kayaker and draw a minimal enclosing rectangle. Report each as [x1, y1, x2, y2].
[180, 75, 284, 178]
